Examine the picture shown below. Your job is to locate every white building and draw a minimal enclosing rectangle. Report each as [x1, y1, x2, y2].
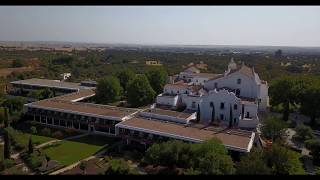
[60, 73, 72, 81]
[198, 89, 259, 129]
[203, 60, 269, 111]
[156, 58, 269, 129]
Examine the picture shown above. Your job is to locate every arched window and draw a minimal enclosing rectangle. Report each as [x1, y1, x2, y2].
[237, 78, 241, 84]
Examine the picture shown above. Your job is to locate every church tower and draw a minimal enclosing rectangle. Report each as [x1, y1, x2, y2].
[228, 58, 237, 70]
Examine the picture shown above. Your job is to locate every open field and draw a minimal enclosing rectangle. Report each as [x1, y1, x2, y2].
[0, 66, 35, 77]
[41, 135, 116, 166]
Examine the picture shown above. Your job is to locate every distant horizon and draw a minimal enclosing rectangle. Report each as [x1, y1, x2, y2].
[2, 40, 320, 49]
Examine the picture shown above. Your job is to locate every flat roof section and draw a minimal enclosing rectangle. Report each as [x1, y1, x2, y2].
[142, 108, 194, 119]
[53, 89, 96, 102]
[26, 99, 139, 120]
[11, 78, 91, 90]
[117, 118, 254, 152]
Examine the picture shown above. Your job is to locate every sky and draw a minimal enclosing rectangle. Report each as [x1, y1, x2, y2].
[0, 6, 320, 47]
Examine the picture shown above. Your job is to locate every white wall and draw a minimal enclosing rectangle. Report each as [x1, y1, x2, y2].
[242, 103, 258, 119]
[164, 85, 189, 95]
[204, 71, 259, 99]
[238, 116, 259, 129]
[190, 77, 209, 86]
[156, 94, 179, 107]
[181, 94, 202, 111]
[258, 83, 269, 111]
[199, 89, 241, 125]
[139, 111, 195, 124]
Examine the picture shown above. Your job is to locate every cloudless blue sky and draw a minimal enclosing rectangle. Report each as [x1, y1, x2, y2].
[0, 6, 320, 47]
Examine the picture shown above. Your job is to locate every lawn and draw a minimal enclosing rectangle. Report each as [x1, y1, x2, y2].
[17, 133, 56, 147]
[30, 134, 56, 145]
[6, 127, 57, 151]
[42, 135, 117, 166]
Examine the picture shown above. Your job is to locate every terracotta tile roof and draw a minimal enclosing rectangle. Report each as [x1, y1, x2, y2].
[164, 83, 189, 89]
[239, 97, 256, 105]
[207, 74, 224, 81]
[184, 66, 200, 73]
[229, 65, 255, 79]
[117, 118, 254, 152]
[191, 73, 220, 79]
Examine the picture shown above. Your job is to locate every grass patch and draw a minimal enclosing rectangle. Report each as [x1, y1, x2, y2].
[42, 135, 115, 166]
[1, 164, 30, 175]
[30, 134, 56, 145]
[6, 127, 56, 151]
[0, 145, 3, 162]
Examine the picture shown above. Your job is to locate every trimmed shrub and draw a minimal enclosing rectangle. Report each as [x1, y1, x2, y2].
[40, 128, 51, 137]
[52, 131, 64, 139]
[30, 126, 37, 135]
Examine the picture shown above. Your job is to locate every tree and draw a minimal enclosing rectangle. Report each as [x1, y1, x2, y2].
[196, 104, 200, 122]
[145, 67, 168, 94]
[105, 159, 131, 175]
[275, 49, 282, 57]
[0, 107, 5, 125]
[229, 104, 233, 128]
[114, 68, 135, 93]
[299, 83, 320, 126]
[79, 161, 87, 174]
[4, 107, 9, 128]
[261, 116, 287, 141]
[29, 89, 44, 100]
[127, 74, 156, 107]
[269, 76, 297, 121]
[11, 59, 24, 68]
[41, 128, 51, 136]
[3, 128, 11, 159]
[192, 139, 235, 175]
[236, 148, 272, 175]
[305, 139, 320, 166]
[96, 76, 122, 104]
[3, 97, 25, 114]
[264, 143, 305, 174]
[211, 103, 215, 123]
[30, 126, 37, 135]
[42, 88, 54, 99]
[28, 137, 34, 154]
[144, 139, 235, 175]
[293, 124, 314, 142]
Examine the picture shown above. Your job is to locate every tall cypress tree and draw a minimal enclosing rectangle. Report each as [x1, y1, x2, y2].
[196, 104, 200, 122]
[4, 129, 11, 159]
[28, 137, 34, 154]
[4, 107, 9, 128]
[229, 104, 233, 128]
[211, 104, 215, 124]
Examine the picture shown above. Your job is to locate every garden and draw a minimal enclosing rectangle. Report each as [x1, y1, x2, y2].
[40, 135, 117, 166]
